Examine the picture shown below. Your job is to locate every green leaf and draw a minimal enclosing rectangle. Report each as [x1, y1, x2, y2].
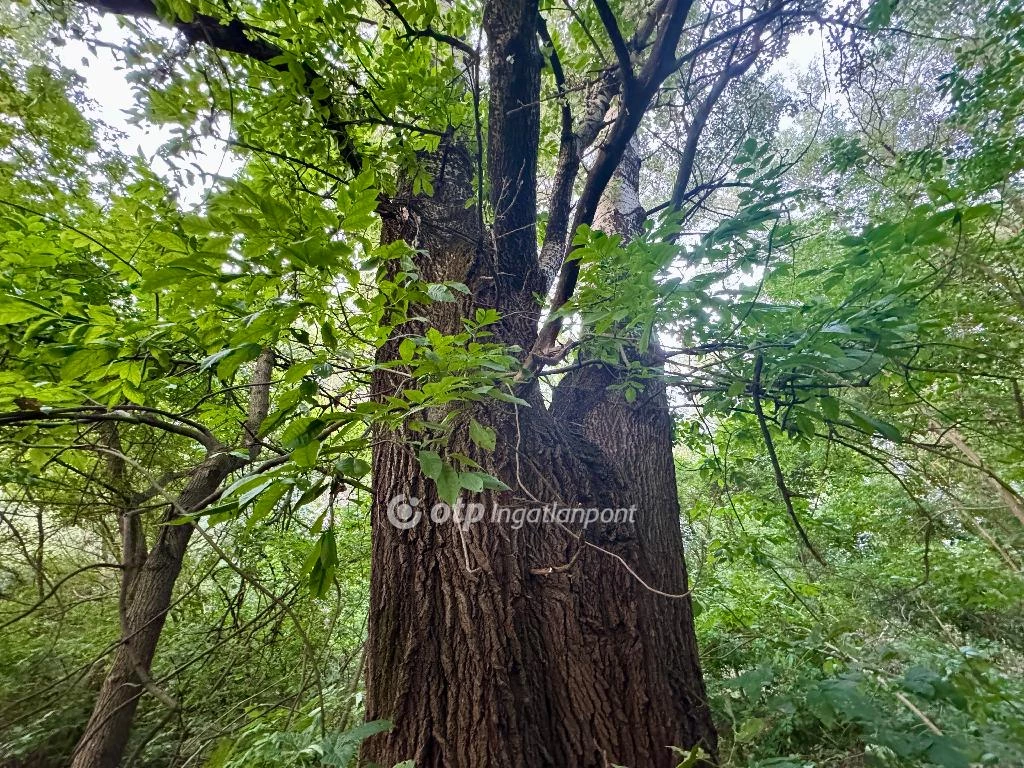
[735, 717, 765, 742]
[120, 380, 146, 405]
[291, 439, 321, 468]
[61, 348, 112, 381]
[469, 419, 496, 451]
[221, 473, 271, 501]
[435, 464, 460, 505]
[399, 338, 416, 362]
[426, 283, 455, 302]
[731, 664, 773, 702]
[0, 295, 55, 325]
[819, 395, 841, 421]
[149, 229, 188, 252]
[293, 482, 329, 511]
[321, 321, 338, 350]
[903, 666, 941, 699]
[307, 528, 337, 597]
[848, 409, 902, 442]
[336, 455, 371, 478]
[215, 344, 263, 381]
[236, 477, 274, 508]
[248, 481, 289, 528]
[417, 449, 443, 480]
[281, 417, 324, 450]
[478, 472, 510, 491]
[459, 471, 484, 492]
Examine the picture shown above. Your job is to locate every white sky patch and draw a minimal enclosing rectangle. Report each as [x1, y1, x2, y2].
[771, 26, 831, 133]
[54, 14, 242, 207]
[771, 26, 825, 88]
[54, 12, 833, 207]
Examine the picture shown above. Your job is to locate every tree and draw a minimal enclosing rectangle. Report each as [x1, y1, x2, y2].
[2, 0, 974, 766]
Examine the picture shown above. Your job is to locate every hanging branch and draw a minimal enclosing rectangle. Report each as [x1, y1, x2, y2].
[751, 353, 828, 566]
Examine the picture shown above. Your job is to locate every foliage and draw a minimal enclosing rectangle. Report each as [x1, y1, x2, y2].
[1, 0, 1022, 765]
[684, 435, 1024, 768]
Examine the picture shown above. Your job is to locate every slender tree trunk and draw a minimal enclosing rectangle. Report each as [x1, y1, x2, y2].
[71, 352, 273, 768]
[70, 463, 215, 768]
[364, 141, 715, 767]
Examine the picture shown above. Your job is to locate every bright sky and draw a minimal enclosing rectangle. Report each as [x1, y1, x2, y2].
[55, 14, 242, 206]
[57, 12, 827, 205]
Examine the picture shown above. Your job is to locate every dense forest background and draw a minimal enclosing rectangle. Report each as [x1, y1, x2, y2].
[1, 0, 1023, 765]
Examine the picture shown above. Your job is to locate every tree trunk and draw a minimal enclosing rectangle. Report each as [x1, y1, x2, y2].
[71, 352, 273, 768]
[70, 458, 220, 768]
[551, 139, 717, 760]
[364, 140, 716, 768]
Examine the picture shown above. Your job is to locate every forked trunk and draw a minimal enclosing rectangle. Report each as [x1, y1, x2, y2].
[364, 142, 716, 768]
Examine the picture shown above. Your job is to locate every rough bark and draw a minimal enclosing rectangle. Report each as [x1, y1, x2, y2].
[551, 139, 717, 760]
[364, 139, 715, 767]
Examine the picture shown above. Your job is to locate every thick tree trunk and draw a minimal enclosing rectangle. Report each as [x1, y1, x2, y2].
[71, 353, 273, 768]
[551, 140, 716, 760]
[364, 141, 716, 767]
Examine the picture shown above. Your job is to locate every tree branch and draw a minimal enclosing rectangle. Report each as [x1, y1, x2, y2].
[242, 349, 274, 460]
[668, 31, 765, 210]
[78, 0, 362, 173]
[0, 407, 218, 450]
[592, 0, 636, 92]
[537, 24, 618, 283]
[376, 0, 480, 60]
[752, 353, 827, 566]
[529, 0, 787, 370]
